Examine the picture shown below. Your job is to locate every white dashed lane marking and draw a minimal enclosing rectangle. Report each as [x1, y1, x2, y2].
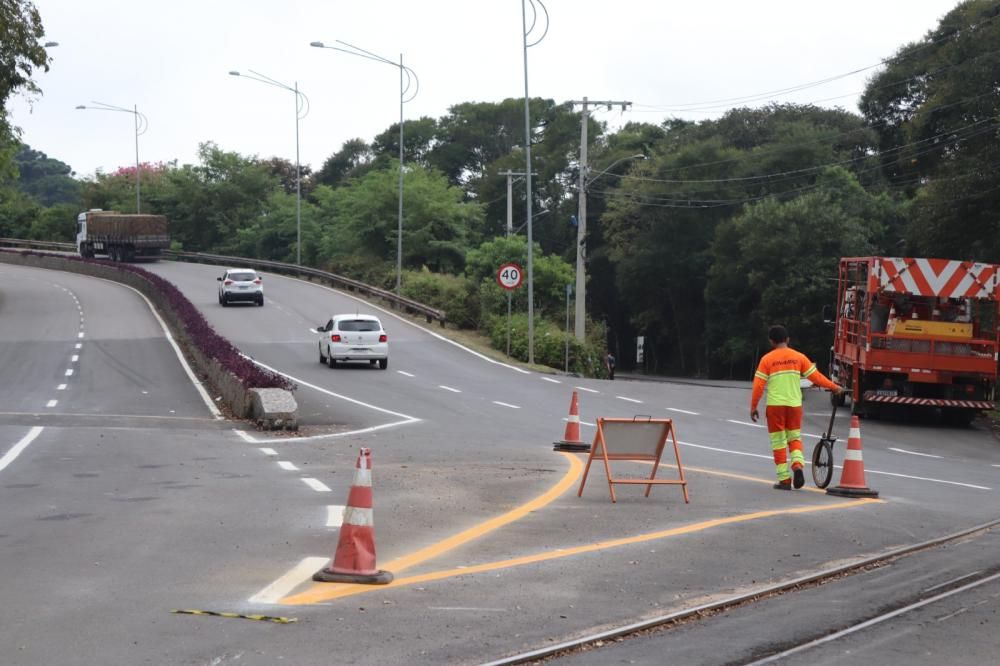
[493, 401, 520, 409]
[64, 369, 73, 377]
[438, 385, 462, 393]
[565, 417, 596, 427]
[541, 377, 561, 384]
[57, 384, 67, 391]
[46, 400, 57, 408]
[326, 505, 346, 527]
[397, 371, 415, 377]
[301, 478, 332, 492]
[617, 396, 642, 404]
[575, 386, 599, 394]
[890, 447, 944, 459]
[278, 461, 299, 471]
[74, 343, 82, 350]
[728, 419, 766, 428]
[71, 355, 79, 362]
[259, 448, 278, 456]
[667, 407, 699, 415]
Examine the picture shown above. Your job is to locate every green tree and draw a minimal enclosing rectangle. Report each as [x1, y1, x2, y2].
[313, 138, 373, 189]
[314, 161, 480, 274]
[860, 0, 1000, 261]
[13, 143, 80, 205]
[1, 0, 51, 179]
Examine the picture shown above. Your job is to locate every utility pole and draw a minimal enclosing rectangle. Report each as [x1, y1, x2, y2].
[567, 97, 632, 341]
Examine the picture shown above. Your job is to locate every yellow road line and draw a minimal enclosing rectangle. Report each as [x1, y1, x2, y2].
[282, 497, 882, 605]
[378, 451, 584, 573]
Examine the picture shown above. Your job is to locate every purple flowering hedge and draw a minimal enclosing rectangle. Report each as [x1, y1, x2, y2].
[1, 250, 292, 391]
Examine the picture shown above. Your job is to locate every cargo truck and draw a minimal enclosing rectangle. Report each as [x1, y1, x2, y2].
[826, 256, 999, 425]
[76, 210, 170, 261]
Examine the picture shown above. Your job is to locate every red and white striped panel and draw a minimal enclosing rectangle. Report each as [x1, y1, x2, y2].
[877, 258, 1000, 299]
[862, 392, 994, 409]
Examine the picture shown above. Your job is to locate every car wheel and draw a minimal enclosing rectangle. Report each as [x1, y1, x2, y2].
[379, 358, 388, 370]
[221, 294, 229, 307]
[327, 349, 336, 368]
[257, 296, 264, 306]
[319, 344, 325, 364]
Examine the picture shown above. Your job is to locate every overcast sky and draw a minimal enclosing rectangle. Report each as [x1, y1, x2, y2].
[10, 0, 960, 178]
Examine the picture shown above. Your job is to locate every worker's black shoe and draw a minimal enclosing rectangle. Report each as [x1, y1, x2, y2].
[773, 480, 792, 490]
[792, 467, 805, 489]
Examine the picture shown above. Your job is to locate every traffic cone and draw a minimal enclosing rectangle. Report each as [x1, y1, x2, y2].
[553, 391, 590, 452]
[826, 416, 879, 498]
[313, 448, 393, 584]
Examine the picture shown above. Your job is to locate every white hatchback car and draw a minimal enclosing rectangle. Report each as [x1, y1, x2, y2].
[217, 268, 263, 306]
[316, 314, 389, 369]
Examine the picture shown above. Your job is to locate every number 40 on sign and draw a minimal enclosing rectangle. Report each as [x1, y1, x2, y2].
[496, 263, 524, 291]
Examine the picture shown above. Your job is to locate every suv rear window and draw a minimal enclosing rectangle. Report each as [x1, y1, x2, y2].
[228, 272, 256, 282]
[337, 320, 380, 332]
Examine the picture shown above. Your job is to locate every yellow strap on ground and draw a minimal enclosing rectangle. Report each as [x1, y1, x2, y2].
[172, 609, 297, 624]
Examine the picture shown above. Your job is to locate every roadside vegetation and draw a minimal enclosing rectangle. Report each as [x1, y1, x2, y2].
[2, 0, 998, 378]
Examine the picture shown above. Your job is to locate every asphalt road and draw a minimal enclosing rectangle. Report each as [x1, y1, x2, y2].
[2, 259, 999, 665]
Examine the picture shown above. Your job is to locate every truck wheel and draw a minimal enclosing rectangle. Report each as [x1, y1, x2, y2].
[942, 409, 975, 427]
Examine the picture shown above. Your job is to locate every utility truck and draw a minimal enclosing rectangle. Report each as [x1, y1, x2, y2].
[826, 257, 999, 425]
[76, 210, 169, 261]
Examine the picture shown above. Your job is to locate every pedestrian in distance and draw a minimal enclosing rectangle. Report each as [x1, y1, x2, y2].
[750, 325, 845, 490]
[605, 351, 616, 380]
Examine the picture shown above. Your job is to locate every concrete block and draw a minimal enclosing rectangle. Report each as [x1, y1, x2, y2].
[250, 388, 299, 430]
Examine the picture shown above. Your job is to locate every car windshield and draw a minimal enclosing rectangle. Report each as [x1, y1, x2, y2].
[228, 272, 256, 282]
[338, 320, 380, 332]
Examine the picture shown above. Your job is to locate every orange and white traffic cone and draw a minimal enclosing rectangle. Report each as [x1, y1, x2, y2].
[553, 391, 590, 452]
[313, 448, 394, 584]
[826, 416, 879, 498]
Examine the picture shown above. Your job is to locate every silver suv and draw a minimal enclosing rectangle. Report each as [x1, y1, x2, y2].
[217, 269, 263, 306]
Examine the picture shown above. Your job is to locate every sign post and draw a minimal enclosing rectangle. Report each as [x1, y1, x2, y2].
[577, 417, 689, 504]
[497, 263, 524, 358]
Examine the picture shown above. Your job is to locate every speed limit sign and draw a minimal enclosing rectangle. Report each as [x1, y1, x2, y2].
[496, 263, 524, 290]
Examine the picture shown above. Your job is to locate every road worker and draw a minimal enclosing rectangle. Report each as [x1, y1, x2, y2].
[750, 325, 845, 490]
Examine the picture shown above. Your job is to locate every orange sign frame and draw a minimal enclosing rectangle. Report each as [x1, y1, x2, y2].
[577, 417, 689, 504]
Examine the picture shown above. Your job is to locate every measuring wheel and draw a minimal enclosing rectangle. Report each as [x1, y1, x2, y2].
[811, 438, 835, 489]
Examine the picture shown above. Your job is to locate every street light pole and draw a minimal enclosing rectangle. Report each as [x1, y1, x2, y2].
[521, 0, 548, 365]
[229, 70, 309, 264]
[310, 41, 419, 295]
[76, 102, 148, 213]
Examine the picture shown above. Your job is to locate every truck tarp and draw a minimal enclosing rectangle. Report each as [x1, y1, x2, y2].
[86, 214, 169, 247]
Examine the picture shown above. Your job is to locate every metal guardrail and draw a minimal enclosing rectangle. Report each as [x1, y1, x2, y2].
[0, 238, 446, 325]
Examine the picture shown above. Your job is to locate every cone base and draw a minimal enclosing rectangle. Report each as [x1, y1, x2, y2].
[553, 441, 590, 452]
[312, 567, 394, 585]
[826, 485, 879, 498]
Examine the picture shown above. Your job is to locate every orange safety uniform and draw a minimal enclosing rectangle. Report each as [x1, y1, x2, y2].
[751, 347, 838, 483]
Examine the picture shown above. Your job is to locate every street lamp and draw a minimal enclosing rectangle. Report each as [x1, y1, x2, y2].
[520, 0, 548, 365]
[311, 40, 419, 295]
[574, 153, 645, 341]
[76, 102, 148, 213]
[229, 70, 309, 265]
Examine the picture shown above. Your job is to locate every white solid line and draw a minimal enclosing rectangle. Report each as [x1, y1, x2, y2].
[248, 556, 330, 604]
[326, 505, 346, 527]
[541, 377, 561, 384]
[71, 355, 79, 362]
[397, 371, 415, 377]
[889, 447, 944, 459]
[438, 385, 462, 393]
[64, 369, 73, 376]
[301, 477, 332, 492]
[0, 427, 44, 474]
[233, 429, 256, 444]
[617, 396, 643, 404]
[575, 386, 600, 394]
[57, 384, 67, 391]
[74, 343, 82, 350]
[492, 401, 520, 409]
[728, 419, 766, 428]
[428, 607, 507, 612]
[77, 332, 84, 338]
[667, 407, 700, 415]
[259, 447, 278, 456]
[247, 358, 419, 422]
[46, 400, 57, 408]
[277, 461, 299, 471]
